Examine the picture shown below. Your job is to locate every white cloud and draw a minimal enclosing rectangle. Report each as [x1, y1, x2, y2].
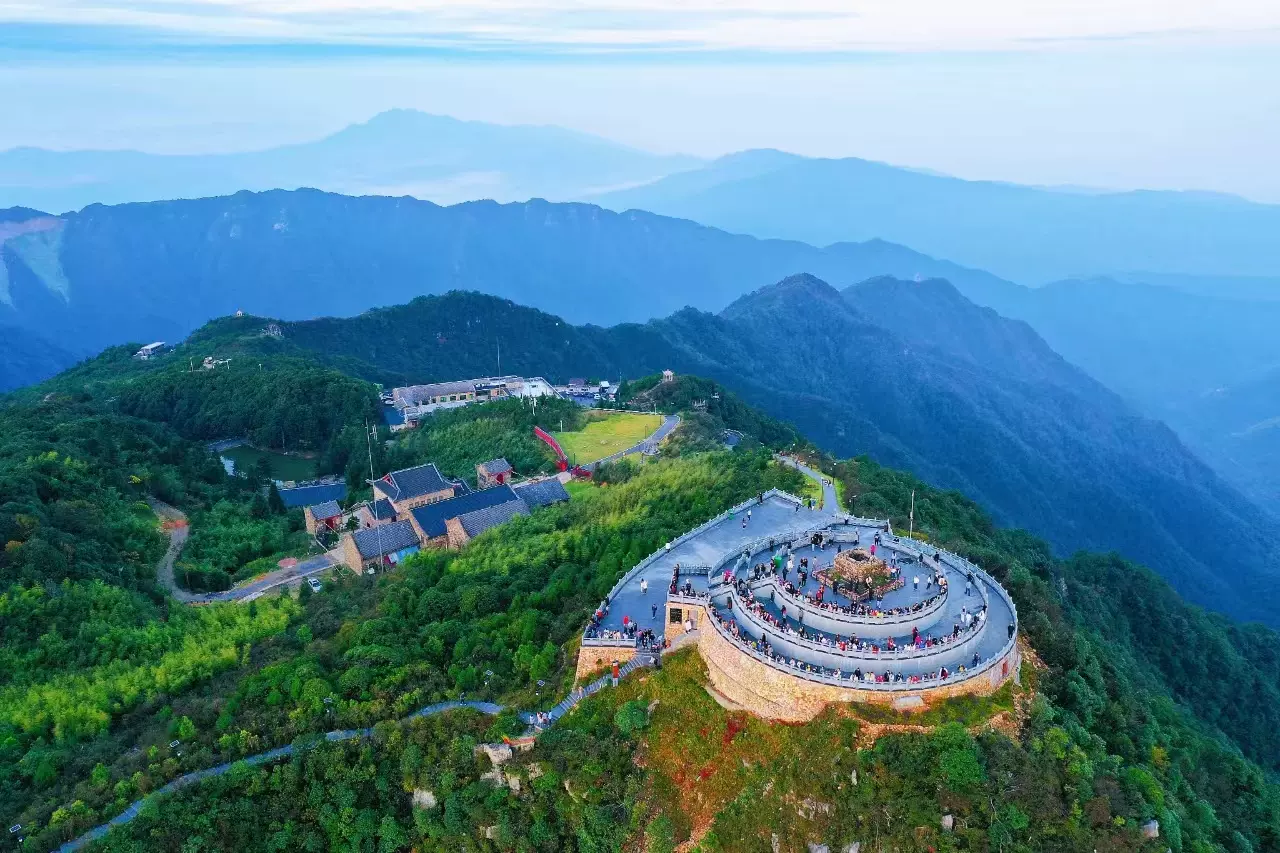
[3, 0, 1278, 53]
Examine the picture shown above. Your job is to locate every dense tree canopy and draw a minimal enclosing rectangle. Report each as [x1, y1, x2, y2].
[6, 340, 1280, 853]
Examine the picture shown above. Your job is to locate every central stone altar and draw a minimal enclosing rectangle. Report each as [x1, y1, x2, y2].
[817, 548, 899, 600]
[829, 548, 887, 583]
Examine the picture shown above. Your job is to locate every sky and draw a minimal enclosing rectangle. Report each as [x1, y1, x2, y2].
[3, 0, 1280, 200]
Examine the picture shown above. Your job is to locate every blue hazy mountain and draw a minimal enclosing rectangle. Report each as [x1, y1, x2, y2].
[1115, 272, 1280, 303]
[945, 274, 1280, 513]
[0, 189, 1016, 363]
[0, 322, 77, 391]
[0, 110, 702, 212]
[593, 150, 1280, 284]
[1165, 368, 1280, 517]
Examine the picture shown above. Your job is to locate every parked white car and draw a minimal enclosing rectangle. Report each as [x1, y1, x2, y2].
[307, 577, 323, 592]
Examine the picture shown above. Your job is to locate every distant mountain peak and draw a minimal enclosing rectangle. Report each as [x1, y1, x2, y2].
[720, 272, 847, 322]
[0, 206, 53, 224]
[851, 274, 966, 301]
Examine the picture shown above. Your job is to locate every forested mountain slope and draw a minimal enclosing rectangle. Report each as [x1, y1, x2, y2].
[5, 365, 1280, 850]
[948, 275, 1280, 515]
[175, 285, 1280, 627]
[7, 325, 1280, 850]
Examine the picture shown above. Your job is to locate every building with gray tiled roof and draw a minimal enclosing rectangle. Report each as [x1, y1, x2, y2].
[371, 462, 455, 516]
[343, 519, 422, 572]
[447, 499, 530, 547]
[392, 380, 477, 408]
[477, 457, 513, 487]
[513, 478, 571, 509]
[303, 499, 343, 535]
[408, 485, 522, 543]
[308, 500, 342, 519]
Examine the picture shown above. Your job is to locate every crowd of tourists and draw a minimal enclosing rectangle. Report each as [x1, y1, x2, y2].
[774, 573, 947, 618]
[726, 579, 985, 656]
[584, 607, 661, 648]
[711, 607, 985, 684]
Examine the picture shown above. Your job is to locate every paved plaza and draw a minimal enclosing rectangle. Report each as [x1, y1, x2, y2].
[589, 459, 1017, 686]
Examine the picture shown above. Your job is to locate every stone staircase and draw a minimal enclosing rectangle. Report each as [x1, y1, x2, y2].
[525, 651, 657, 728]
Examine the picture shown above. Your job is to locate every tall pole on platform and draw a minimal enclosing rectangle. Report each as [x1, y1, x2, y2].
[909, 490, 915, 536]
[367, 420, 384, 567]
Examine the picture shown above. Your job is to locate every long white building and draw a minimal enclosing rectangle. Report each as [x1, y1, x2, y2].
[391, 375, 557, 415]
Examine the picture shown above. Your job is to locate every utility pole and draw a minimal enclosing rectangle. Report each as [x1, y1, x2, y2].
[366, 419, 384, 569]
[496, 337, 501, 377]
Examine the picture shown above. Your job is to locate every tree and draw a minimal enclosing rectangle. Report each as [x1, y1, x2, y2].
[614, 700, 649, 737]
[267, 482, 286, 515]
[932, 723, 984, 792]
[175, 716, 197, 741]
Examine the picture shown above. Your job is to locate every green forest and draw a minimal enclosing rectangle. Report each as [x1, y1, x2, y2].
[6, 326, 1280, 852]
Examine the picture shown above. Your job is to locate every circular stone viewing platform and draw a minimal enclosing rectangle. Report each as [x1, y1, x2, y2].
[576, 476, 1019, 721]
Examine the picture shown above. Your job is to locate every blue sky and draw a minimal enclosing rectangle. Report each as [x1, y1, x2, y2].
[3, 1, 1279, 200]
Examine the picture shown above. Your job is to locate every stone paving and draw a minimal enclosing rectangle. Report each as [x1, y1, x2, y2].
[596, 490, 834, 636]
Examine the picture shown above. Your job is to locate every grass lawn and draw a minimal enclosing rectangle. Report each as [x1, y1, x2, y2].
[553, 411, 663, 465]
[563, 479, 595, 500]
[221, 445, 317, 482]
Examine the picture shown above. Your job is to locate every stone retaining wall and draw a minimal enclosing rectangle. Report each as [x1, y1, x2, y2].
[688, 602, 1019, 722]
[574, 643, 638, 681]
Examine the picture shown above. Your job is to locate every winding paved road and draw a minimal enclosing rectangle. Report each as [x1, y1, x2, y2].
[581, 413, 681, 471]
[148, 499, 338, 605]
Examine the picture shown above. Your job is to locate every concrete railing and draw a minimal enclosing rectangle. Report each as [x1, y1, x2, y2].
[704, 602, 1012, 693]
[750, 575, 950, 634]
[582, 635, 637, 648]
[724, 582, 984, 663]
[705, 520, 836, 585]
[934, 548, 1018, 672]
[766, 458, 1020, 686]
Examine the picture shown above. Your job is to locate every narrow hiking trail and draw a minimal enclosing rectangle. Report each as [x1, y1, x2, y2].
[147, 498, 197, 603]
[776, 454, 840, 511]
[64, 415, 687, 849]
[58, 652, 660, 852]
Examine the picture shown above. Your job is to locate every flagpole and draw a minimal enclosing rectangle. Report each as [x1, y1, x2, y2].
[909, 490, 915, 536]
[367, 420, 384, 571]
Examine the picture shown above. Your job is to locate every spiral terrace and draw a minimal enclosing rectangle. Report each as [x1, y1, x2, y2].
[578, 466, 1019, 721]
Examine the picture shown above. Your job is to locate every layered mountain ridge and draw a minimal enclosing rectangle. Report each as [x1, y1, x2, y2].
[170, 282, 1280, 627]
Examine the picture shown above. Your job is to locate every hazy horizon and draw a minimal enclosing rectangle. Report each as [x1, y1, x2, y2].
[3, 0, 1280, 203]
